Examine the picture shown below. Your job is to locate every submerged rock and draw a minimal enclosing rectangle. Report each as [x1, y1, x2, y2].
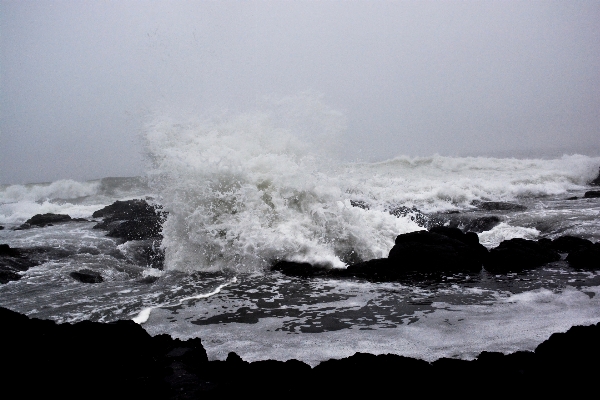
[70, 269, 103, 283]
[484, 238, 560, 272]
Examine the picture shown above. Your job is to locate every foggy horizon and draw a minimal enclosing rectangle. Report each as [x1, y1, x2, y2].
[2, 1, 599, 185]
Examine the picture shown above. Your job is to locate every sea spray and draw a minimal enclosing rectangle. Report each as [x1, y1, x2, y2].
[144, 95, 422, 272]
[144, 96, 600, 273]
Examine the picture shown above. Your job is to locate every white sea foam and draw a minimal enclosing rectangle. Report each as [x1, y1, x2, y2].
[144, 95, 599, 272]
[0, 179, 99, 204]
[478, 223, 541, 248]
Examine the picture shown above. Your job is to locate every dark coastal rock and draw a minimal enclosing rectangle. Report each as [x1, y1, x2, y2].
[566, 196, 579, 200]
[566, 243, 600, 269]
[1, 306, 599, 397]
[16, 213, 72, 229]
[93, 199, 159, 220]
[473, 201, 527, 211]
[0, 244, 40, 284]
[484, 238, 560, 272]
[93, 199, 166, 241]
[549, 235, 593, 253]
[387, 230, 485, 272]
[584, 190, 600, 198]
[590, 167, 600, 186]
[0, 225, 4, 230]
[70, 269, 103, 283]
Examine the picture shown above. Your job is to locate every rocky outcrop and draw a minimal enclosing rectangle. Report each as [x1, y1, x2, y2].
[15, 213, 78, 229]
[93, 199, 166, 241]
[1, 306, 599, 398]
[484, 238, 560, 273]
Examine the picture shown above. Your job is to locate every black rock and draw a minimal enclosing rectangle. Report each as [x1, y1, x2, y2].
[566, 243, 600, 269]
[387, 230, 485, 273]
[566, 196, 579, 200]
[1, 306, 600, 397]
[70, 269, 103, 283]
[473, 201, 527, 211]
[583, 190, 600, 198]
[93, 200, 166, 242]
[93, 199, 160, 220]
[550, 236, 593, 253]
[484, 238, 560, 272]
[17, 213, 72, 229]
[0, 225, 4, 230]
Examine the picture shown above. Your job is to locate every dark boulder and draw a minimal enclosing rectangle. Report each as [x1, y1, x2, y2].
[17, 213, 72, 229]
[583, 190, 600, 198]
[566, 243, 600, 269]
[70, 269, 103, 283]
[484, 238, 560, 272]
[549, 236, 594, 253]
[0, 225, 4, 230]
[386, 230, 485, 273]
[473, 201, 527, 211]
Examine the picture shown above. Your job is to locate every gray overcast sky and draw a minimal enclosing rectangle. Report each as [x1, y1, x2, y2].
[1, 1, 599, 184]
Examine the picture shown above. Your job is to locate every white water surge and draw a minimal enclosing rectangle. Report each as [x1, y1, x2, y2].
[144, 95, 600, 273]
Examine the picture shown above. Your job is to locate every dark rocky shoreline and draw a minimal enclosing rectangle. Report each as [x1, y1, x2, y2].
[1, 305, 598, 398]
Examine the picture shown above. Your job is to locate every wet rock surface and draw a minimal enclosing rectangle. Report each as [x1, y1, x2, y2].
[484, 238, 560, 273]
[16, 213, 74, 229]
[1, 306, 598, 398]
[93, 199, 166, 241]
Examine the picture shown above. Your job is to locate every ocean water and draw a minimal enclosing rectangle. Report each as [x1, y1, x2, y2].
[1, 105, 600, 365]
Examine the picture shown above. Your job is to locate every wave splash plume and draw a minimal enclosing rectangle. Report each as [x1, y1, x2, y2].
[145, 94, 600, 273]
[145, 94, 422, 273]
